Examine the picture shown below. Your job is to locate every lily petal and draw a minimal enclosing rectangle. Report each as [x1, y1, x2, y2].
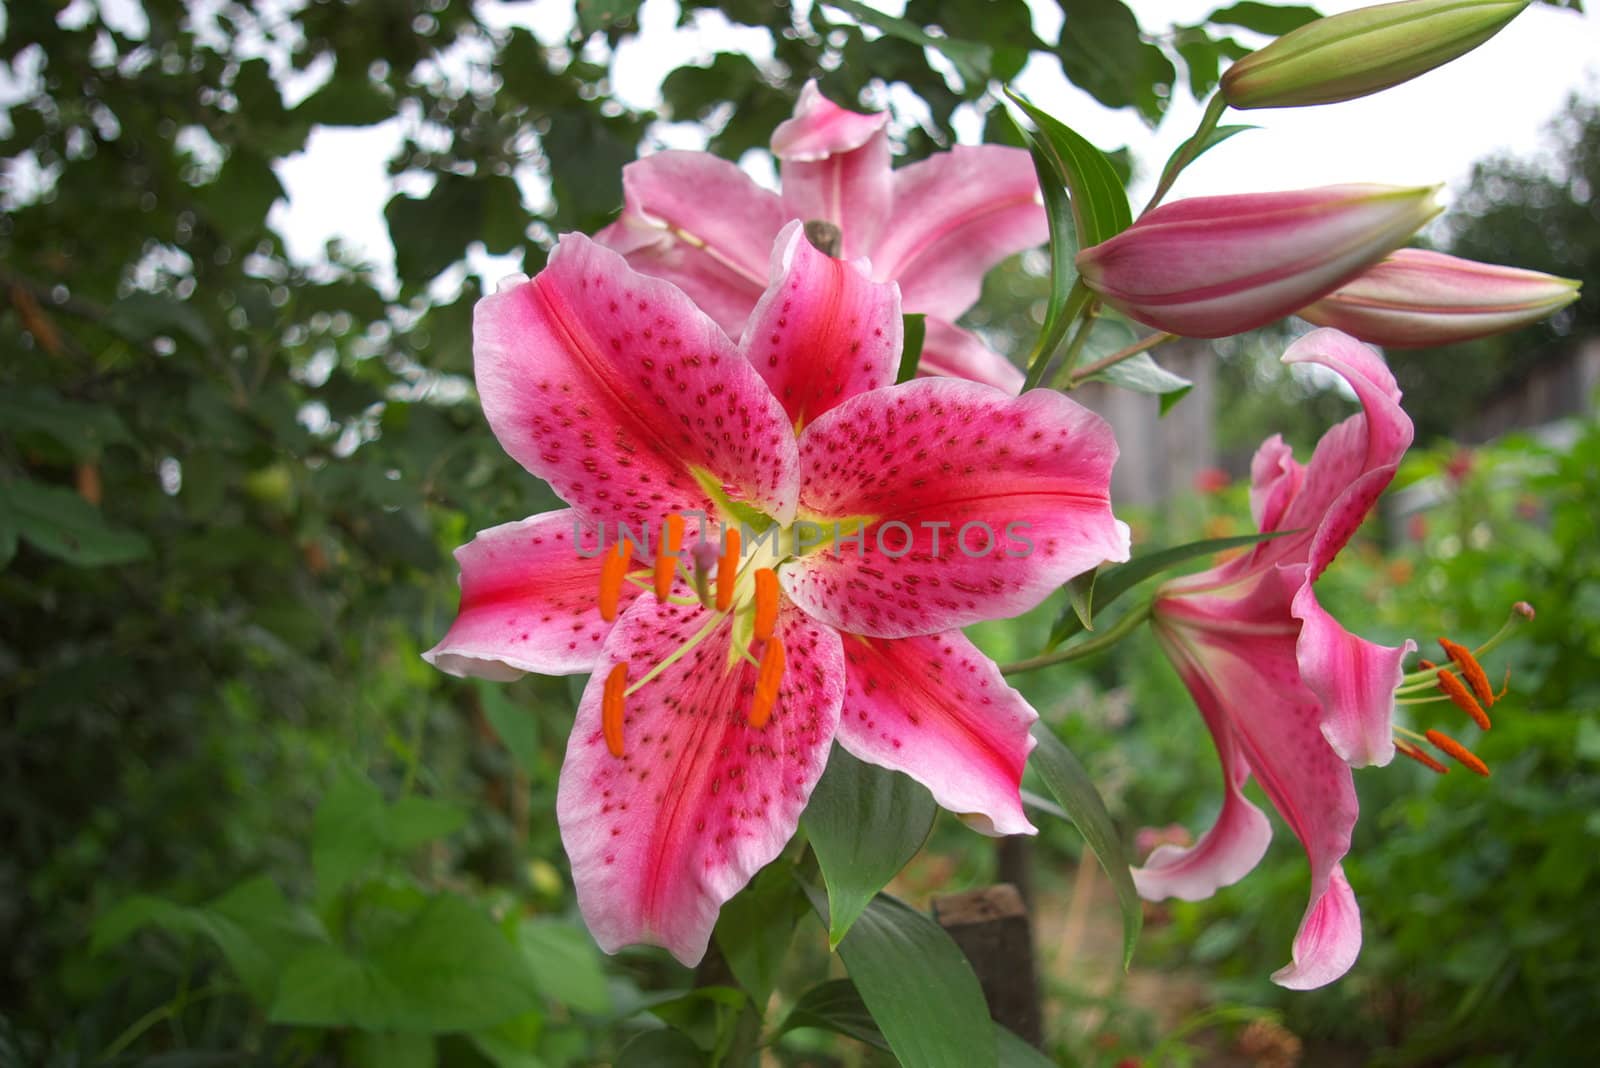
[837, 630, 1037, 837]
[916, 318, 1025, 394]
[1280, 329, 1413, 582]
[594, 151, 787, 338]
[785, 378, 1129, 638]
[773, 81, 892, 260]
[742, 221, 901, 428]
[1134, 630, 1274, 901]
[557, 595, 844, 965]
[1294, 584, 1415, 768]
[1152, 593, 1364, 989]
[871, 146, 1048, 320]
[475, 233, 801, 529]
[424, 510, 637, 680]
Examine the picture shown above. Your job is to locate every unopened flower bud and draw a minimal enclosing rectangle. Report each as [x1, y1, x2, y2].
[1222, 0, 1531, 110]
[1076, 184, 1441, 338]
[1299, 249, 1580, 347]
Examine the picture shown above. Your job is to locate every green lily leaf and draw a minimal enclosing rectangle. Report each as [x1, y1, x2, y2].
[1028, 725, 1140, 969]
[802, 745, 936, 947]
[1049, 528, 1300, 646]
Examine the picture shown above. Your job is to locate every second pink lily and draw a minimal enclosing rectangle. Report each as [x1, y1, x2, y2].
[1138, 329, 1415, 990]
[597, 80, 1046, 392]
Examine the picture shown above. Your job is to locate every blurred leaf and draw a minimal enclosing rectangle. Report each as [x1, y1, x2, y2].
[1028, 725, 1141, 969]
[1207, 2, 1323, 36]
[779, 977, 1051, 1064]
[828, 0, 993, 87]
[519, 919, 613, 1016]
[479, 681, 542, 776]
[897, 313, 927, 384]
[0, 479, 150, 567]
[1048, 529, 1298, 646]
[802, 746, 936, 947]
[105, 292, 215, 349]
[577, 0, 642, 35]
[614, 1029, 704, 1067]
[1066, 569, 1096, 631]
[1092, 351, 1194, 413]
[313, 771, 465, 904]
[345, 1032, 436, 1068]
[386, 174, 525, 284]
[0, 387, 130, 459]
[296, 69, 394, 126]
[1057, 0, 1176, 124]
[271, 895, 540, 1032]
[713, 859, 805, 1006]
[92, 877, 326, 1005]
[775, 978, 889, 1050]
[814, 890, 997, 1068]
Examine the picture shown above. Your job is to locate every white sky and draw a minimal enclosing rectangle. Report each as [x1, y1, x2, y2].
[85, 0, 1600, 286]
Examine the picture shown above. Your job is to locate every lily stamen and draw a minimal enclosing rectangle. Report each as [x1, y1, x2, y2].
[599, 541, 632, 622]
[654, 513, 686, 600]
[753, 568, 780, 642]
[1424, 728, 1490, 778]
[1417, 658, 1492, 730]
[603, 663, 628, 757]
[1393, 738, 1449, 774]
[1438, 636, 1495, 707]
[748, 638, 786, 729]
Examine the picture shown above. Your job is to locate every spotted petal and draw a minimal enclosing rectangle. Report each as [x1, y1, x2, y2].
[424, 510, 638, 680]
[594, 151, 787, 338]
[475, 233, 801, 530]
[870, 145, 1047, 321]
[741, 221, 901, 428]
[556, 596, 844, 965]
[784, 378, 1129, 639]
[836, 630, 1037, 837]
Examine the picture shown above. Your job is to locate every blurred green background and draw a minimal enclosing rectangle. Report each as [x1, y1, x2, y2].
[2, 1, 1597, 1064]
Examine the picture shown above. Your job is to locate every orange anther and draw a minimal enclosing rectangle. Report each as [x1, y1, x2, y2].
[654, 513, 685, 600]
[1394, 738, 1449, 775]
[1435, 667, 1492, 730]
[1425, 729, 1489, 778]
[715, 528, 741, 612]
[753, 568, 780, 641]
[1439, 637, 1495, 707]
[598, 541, 632, 622]
[748, 638, 785, 729]
[602, 663, 628, 757]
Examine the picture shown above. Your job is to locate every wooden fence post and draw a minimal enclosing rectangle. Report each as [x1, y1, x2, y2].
[932, 883, 1042, 1048]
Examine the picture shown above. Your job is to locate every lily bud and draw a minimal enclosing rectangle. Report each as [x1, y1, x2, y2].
[1299, 249, 1581, 347]
[1222, 0, 1530, 110]
[1076, 184, 1442, 338]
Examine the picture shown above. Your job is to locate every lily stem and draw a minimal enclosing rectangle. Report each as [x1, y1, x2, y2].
[1000, 601, 1151, 676]
[1066, 331, 1177, 388]
[1048, 299, 1103, 388]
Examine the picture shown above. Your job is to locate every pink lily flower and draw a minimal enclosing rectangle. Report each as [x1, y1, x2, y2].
[595, 80, 1046, 393]
[425, 221, 1129, 964]
[1299, 248, 1582, 347]
[1076, 184, 1441, 338]
[1136, 328, 1415, 990]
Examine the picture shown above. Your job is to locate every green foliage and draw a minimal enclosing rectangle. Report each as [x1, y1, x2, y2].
[801, 746, 937, 946]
